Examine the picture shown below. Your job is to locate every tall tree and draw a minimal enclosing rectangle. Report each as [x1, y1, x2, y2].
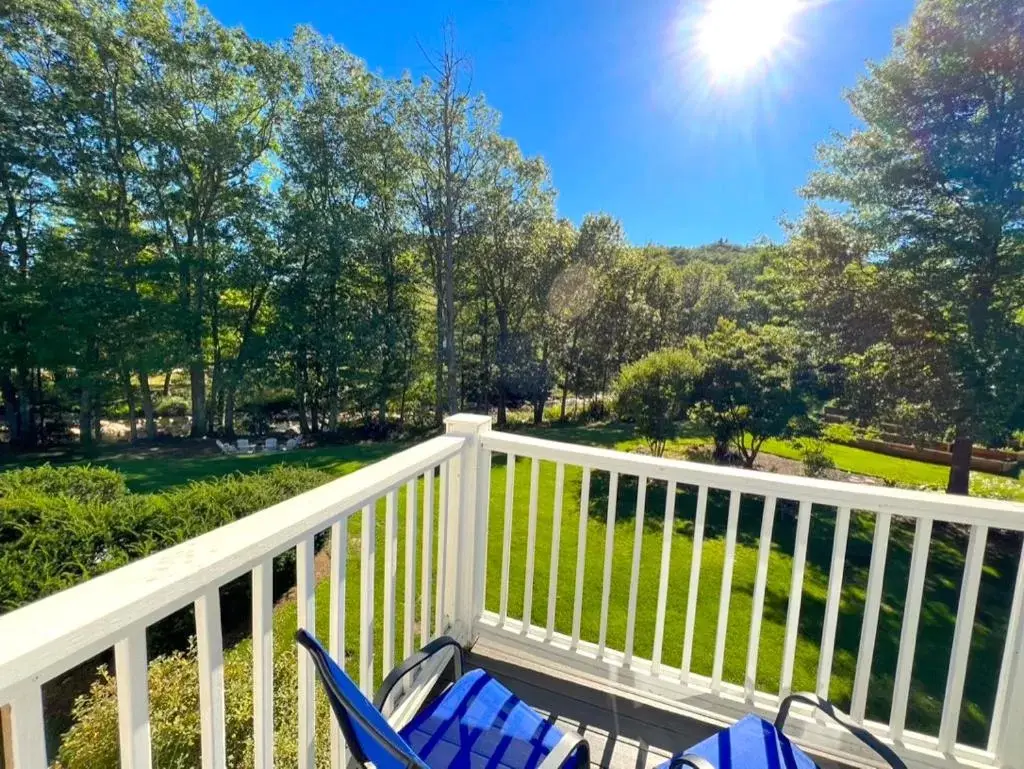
[405, 25, 495, 421]
[807, 0, 1024, 493]
[136, 0, 293, 437]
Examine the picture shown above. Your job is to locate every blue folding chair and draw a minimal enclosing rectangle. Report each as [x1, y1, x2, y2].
[663, 693, 907, 769]
[296, 629, 590, 769]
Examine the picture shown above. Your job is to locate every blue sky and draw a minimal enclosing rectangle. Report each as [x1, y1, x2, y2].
[205, 0, 916, 246]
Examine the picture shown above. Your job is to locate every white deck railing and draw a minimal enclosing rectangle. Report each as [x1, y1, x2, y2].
[0, 414, 1022, 769]
[474, 428, 1024, 769]
[0, 419, 484, 769]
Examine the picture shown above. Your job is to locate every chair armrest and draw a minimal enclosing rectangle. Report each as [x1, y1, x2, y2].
[373, 636, 464, 710]
[536, 731, 590, 769]
[775, 693, 907, 769]
[668, 754, 715, 769]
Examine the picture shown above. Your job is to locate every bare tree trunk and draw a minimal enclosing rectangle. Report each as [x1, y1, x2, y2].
[162, 371, 172, 397]
[137, 368, 157, 439]
[947, 433, 972, 495]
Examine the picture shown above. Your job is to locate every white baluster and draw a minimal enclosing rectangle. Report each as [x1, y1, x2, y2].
[253, 560, 274, 769]
[681, 485, 709, 683]
[938, 525, 987, 753]
[296, 536, 315, 769]
[328, 520, 348, 769]
[744, 495, 777, 701]
[889, 517, 932, 742]
[522, 457, 541, 632]
[196, 589, 226, 769]
[360, 503, 376, 695]
[780, 500, 812, 697]
[850, 512, 892, 722]
[546, 462, 566, 641]
[570, 467, 591, 650]
[499, 454, 516, 626]
[624, 475, 648, 667]
[652, 481, 678, 677]
[598, 471, 619, 658]
[816, 506, 851, 700]
[712, 491, 741, 691]
[115, 627, 152, 769]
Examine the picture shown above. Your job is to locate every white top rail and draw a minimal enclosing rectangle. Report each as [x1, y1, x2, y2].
[481, 432, 1024, 528]
[0, 434, 465, 695]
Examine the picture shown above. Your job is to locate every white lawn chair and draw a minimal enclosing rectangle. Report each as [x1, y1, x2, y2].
[216, 439, 237, 455]
[283, 438, 298, 451]
[264, 437, 278, 451]
[236, 438, 255, 454]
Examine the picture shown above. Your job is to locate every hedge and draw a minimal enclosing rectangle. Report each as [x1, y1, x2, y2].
[0, 464, 128, 503]
[0, 464, 332, 615]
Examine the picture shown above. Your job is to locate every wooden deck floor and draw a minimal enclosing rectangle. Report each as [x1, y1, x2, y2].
[468, 639, 856, 769]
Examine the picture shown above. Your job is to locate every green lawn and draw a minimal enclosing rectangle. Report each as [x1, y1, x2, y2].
[6, 421, 1022, 749]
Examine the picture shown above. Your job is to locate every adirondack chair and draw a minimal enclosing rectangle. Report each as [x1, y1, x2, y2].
[296, 630, 589, 769]
[663, 694, 907, 769]
[215, 439, 237, 455]
[236, 438, 255, 454]
[264, 437, 278, 451]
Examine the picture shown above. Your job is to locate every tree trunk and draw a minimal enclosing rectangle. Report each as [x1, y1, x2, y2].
[444, 258, 458, 414]
[79, 387, 93, 447]
[947, 434, 972, 495]
[296, 350, 311, 435]
[122, 370, 138, 442]
[189, 362, 206, 438]
[560, 378, 569, 422]
[1, 372, 20, 445]
[93, 395, 103, 441]
[434, 283, 445, 425]
[496, 313, 509, 428]
[137, 368, 157, 439]
[16, 366, 33, 448]
[224, 381, 237, 440]
[162, 371, 172, 397]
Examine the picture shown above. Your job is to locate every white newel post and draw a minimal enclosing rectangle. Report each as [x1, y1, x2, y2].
[443, 414, 492, 645]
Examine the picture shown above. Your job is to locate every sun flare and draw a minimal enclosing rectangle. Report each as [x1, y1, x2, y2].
[696, 0, 803, 83]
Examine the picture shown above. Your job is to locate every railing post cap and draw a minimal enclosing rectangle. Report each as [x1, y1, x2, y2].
[444, 413, 492, 435]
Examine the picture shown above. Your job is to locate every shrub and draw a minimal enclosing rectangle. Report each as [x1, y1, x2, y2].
[154, 396, 189, 418]
[821, 421, 857, 445]
[0, 464, 128, 503]
[688, 321, 820, 468]
[56, 641, 263, 769]
[798, 439, 836, 478]
[613, 348, 702, 456]
[0, 466, 332, 614]
[56, 627, 334, 769]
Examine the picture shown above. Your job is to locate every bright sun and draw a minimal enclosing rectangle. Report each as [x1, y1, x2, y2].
[696, 0, 803, 83]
